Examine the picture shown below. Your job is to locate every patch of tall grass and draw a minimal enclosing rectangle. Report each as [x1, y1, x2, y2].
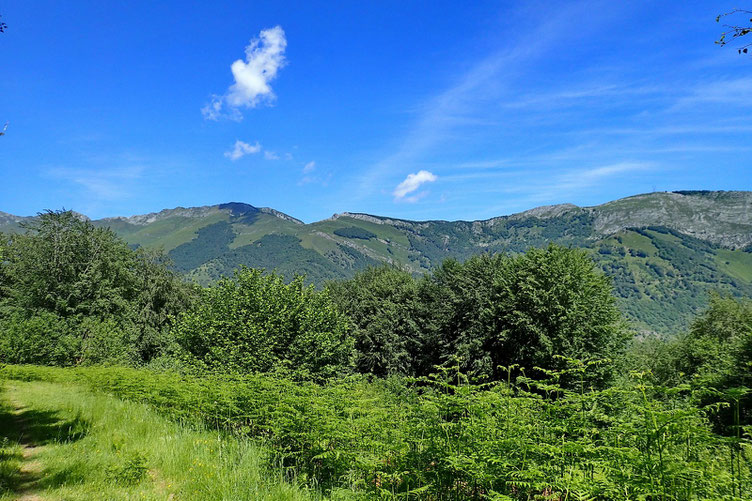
[2, 363, 750, 499]
[0, 394, 23, 498]
[0, 380, 316, 500]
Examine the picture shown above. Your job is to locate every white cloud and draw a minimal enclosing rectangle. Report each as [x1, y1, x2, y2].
[202, 26, 287, 120]
[224, 140, 261, 161]
[393, 170, 437, 201]
[264, 150, 280, 160]
[303, 161, 316, 173]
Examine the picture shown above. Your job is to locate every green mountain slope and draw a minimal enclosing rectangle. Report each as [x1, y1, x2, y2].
[3, 191, 751, 334]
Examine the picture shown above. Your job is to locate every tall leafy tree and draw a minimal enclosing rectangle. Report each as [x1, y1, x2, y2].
[420, 245, 627, 384]
[0, 210, 190, 365]
[488, 244, 627, 382]
[416, 254, 505, 377]
[327, 265, 420, 376]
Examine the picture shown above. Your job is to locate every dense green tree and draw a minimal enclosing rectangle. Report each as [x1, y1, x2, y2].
[174, 267, 353, 380]
[671, 294, 752, 433]
[2, 211, 136, 319]
[420, 245, 627, 384]
[416, 254, 505, 378]
[326, 265, 419, 376]
[0, 210, 191, 365]
[489, 245, 627, 382]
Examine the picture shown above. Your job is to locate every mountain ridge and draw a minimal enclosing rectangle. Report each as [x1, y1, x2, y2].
[3, 190, 752, 334]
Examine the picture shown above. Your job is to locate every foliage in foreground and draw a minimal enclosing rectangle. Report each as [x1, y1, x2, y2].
[3, 363, 750, 500]
[174, 267, 354, 381]
[627, 293, 752, 437]
[329, 246, 627, 386]
[0, 210, 192, 366]
[0, 379, 312, 501]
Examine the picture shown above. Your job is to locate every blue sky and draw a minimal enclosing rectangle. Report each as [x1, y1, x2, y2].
[1, 1, 751, 222]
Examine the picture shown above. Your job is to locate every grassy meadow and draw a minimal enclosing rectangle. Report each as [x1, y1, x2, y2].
[0, 378, 313, 501]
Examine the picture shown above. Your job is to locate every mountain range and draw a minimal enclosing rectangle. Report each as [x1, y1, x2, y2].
[3, 190, 752, 335]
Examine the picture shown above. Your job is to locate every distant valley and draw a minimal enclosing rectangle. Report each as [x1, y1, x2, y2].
[3, 190, 752, 335]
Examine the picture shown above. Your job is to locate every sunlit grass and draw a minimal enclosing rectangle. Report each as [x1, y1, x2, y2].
[0, 381, 317, 500]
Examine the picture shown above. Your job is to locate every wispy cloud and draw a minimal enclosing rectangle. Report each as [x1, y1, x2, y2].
[203, 26, 287, 120]
[393, 170, 437, 202]
[47, 165, 145, 201]
[224, 140, 261, 161]
[298, 161, 334, 186]
[556, 162, 654, 191]
[352, 3, 605, 203]
[264, 150, 280, 160]
[669, 77, 752, 110]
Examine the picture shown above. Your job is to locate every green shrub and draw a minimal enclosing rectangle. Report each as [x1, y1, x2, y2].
[0, 312, 137, 366]
[3, 363, 748, 500]
[0, 311, 75, 365]
[174, 267, 353, 380]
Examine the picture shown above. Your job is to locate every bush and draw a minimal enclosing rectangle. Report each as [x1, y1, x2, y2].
[0, 312, 136, 366]
[0, 312, 75, 365]
[173, 267, 353, 380]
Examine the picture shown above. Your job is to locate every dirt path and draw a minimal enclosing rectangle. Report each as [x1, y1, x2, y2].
[8, 397, 46, 501]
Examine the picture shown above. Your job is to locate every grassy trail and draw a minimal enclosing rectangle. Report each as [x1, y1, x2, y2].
[0, 381, 315, 501]
[7, 394, 46, 501]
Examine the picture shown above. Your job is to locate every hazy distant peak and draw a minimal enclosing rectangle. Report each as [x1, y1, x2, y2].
[511, 203, 580, 220]
[257, 207, 304, 224]
[101, 205, 217, 226]
[0, 211, 28, 224]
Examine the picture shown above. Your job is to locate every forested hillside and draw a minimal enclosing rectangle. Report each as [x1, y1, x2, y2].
[2, 190, 751, 333]
[2, 209, 752, 499]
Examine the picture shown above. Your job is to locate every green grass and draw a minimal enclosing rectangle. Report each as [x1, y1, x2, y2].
[0, 380, 315, 501]
[120, 211, 230, 252]
[615, 230, 658, 255]
[229, 214, 302, 249]
[716, 248, 752, 283]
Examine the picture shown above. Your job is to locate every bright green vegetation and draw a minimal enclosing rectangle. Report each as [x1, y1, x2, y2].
[716, 248, 752, 283]
[332, 226, 377, 240]
[174, 268, 353, 380]
[3, 207, 752, 499]
[2, 362, 750, 500]
[0, 379, 311, 500]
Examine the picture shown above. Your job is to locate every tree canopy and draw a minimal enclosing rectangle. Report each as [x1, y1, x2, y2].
[0, 210, 191, 365]
[717, 9, 752, 54]
[174, 267, 353, 380]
